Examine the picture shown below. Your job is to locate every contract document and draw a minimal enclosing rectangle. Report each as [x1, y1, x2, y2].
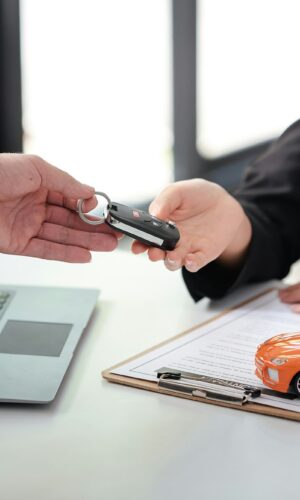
[112, 289, 300, 413]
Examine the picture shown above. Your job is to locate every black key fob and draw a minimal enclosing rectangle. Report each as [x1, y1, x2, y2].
[106, 202, 180, 250]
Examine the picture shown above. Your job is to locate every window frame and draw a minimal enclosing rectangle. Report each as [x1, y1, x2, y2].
[0, 0, 22, 153]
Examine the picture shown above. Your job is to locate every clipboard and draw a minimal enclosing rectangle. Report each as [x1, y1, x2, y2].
[102, 289, 300, 422]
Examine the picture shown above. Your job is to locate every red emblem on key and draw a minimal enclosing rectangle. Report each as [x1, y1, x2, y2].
[132, 210, 140, 218]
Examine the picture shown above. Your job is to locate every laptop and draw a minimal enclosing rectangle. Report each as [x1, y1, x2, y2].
[0, 285, 99, 403]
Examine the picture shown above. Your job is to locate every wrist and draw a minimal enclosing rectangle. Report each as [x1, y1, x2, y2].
[218, 205, 252, 268]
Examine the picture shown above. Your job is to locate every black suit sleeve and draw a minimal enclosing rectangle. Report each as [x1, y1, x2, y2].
[183, 119, 300, 301]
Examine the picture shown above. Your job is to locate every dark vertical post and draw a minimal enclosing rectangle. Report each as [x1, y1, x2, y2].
[172, 0, 200, 180]
[0, 0, 22, 152]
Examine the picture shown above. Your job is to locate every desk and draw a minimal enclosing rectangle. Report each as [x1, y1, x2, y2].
[0, 245, 300, 500]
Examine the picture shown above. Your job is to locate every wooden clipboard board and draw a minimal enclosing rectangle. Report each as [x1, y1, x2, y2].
[103, 289, 300, 422]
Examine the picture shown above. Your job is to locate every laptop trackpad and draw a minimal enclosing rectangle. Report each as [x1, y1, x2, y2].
[0, 320, 72, 357]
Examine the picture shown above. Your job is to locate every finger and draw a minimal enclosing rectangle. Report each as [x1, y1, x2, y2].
[131, 241, 166, 261]
[22, 238, 92, 263]
[131, 241, 149, 254]
[47, 192, 97, 212]
[161, 243, 190, 270]
[149, 184, 182, 220]
[164, 257, 182, 271]
[291, 304, 300, 313]
[46, 205, 120, 236]
[279, 285, 300, 303]
[38, 223, 118, 251]
[33, 156, 95, 199]
[183, 251, 209, 273]
[147, 247, 166, 262]
[279, 282, 300, 292]
[278, 283, 300, 298]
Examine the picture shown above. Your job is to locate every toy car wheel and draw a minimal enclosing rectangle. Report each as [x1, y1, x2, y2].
[292, 373, 300, 395]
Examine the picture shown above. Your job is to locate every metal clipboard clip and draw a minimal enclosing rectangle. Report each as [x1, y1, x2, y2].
[157, 368, 261, 406]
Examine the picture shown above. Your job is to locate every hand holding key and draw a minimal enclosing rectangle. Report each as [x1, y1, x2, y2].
[131, 179, 252, 273]
[0, 154, 119, 262]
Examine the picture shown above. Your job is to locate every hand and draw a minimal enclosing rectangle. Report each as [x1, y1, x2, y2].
[0, 154, 119, 262]
[279, 283, 300, 313]
[132, 179, 252, 272]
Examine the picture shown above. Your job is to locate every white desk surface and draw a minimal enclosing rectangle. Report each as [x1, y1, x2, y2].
[0, 244, 300, 500]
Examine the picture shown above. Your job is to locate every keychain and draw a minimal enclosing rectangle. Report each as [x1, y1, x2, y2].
[77, 191, 180, 251]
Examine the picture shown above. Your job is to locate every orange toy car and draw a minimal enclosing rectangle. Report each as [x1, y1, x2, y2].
[255, 333, 300, 395]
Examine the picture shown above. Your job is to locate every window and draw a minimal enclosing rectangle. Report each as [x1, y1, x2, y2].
[197, 0, 300, 158]
[20, 0, 172, 204]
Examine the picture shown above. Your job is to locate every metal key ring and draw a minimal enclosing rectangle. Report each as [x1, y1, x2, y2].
[77, 191, 112, 225]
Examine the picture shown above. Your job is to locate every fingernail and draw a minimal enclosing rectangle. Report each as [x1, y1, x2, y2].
[185, 260, 196, 271]
[166, 258, 180, 268]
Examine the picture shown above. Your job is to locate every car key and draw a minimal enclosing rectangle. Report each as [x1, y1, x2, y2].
[77, 191, 180, 251]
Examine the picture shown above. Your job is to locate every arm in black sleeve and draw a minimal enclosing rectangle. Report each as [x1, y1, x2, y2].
[183, 119, 300, 301]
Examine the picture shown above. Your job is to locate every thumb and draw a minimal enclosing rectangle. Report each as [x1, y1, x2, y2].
[34, 157, 95, 199]
[149, 184, 182, 220]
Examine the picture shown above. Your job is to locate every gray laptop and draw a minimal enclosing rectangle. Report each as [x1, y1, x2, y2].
[0, 285, 99, 403]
